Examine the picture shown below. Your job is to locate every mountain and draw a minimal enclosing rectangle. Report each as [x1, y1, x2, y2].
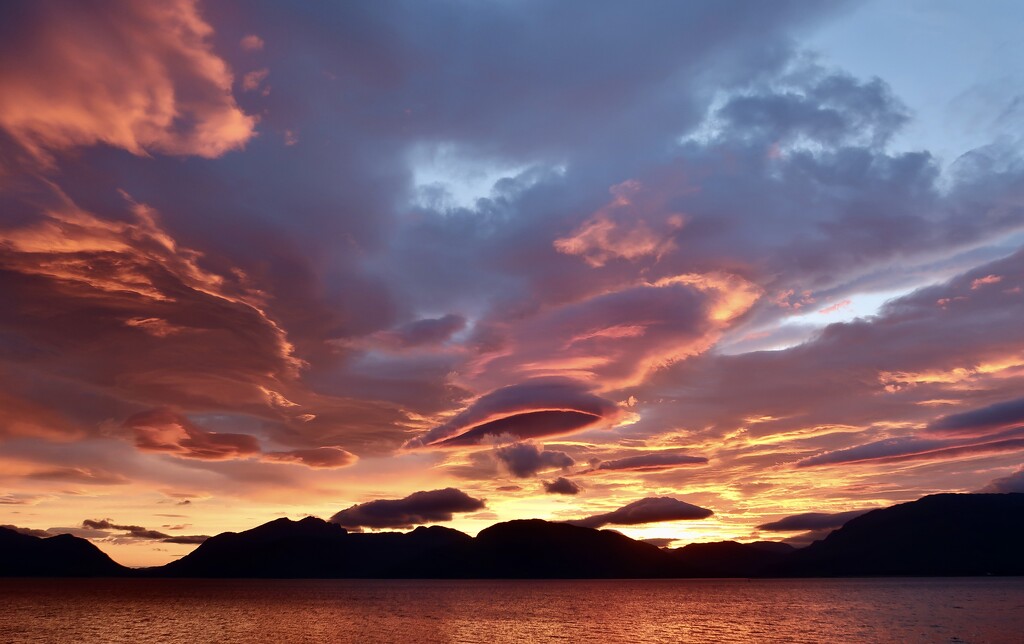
[158, 517, 673, 578]
[427, 519, 675, 578]
[670, 540, 795, 577]
[775, 493, 1024, 576]
[153, 492, 1024, 578]
[0, 527, 128, 577]
[156, 516, 472, 578]
[6, 493, 1023, 578]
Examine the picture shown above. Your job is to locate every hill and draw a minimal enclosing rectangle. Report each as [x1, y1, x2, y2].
[0, 527, 128, 577]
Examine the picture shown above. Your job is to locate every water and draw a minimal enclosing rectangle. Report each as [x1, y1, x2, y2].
[1, 578, 1022, 643]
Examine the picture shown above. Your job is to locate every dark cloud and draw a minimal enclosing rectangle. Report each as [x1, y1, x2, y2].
[568, 497, 713, 529]
[591, 450, 708, 473]
[1, 524, 51, 538]
[716, 70, 908, 148]
[757, 509, 870, 531]
[929, 397, 1024, 435]
[494, 443, 575, 478]
[161, 535, 209, 545]
[45, 526, 110, 539]
[374, 314, 467, 348]
[782, 528, 835, 548]
[81, 518, 208, 544]
[495, 485, 523, 492]
[329, 488, 486, 529]
[797, 427, 1024, 468]
[797, 437, 947, 467]
[543, 477, 581, 495]
[440, 410, 603, 447]
[406, 378, 618, 447]
[641, 538, 677, 548]
[979, 466, 1024, 493]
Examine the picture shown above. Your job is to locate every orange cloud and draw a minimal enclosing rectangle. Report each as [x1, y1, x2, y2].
[0, 0, 255, 162]
[554, 179, 686, 267]
[462, 271, 760, 391]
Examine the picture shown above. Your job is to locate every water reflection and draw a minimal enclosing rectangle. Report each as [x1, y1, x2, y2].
[1, 578, 1021, 643]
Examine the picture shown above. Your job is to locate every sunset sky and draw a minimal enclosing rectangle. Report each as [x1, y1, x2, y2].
[2, 0, 1023, 567]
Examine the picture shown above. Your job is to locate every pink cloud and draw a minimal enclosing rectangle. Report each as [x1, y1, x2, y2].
[818, 299, 852, 315]
[127, 408, 262, 461]
[240, 34, 265, 52]
[971, 274, 1002, 289]
[263, 447, 358, 468]
[0, 0, 255, 162]
[242, 68, 270, 92]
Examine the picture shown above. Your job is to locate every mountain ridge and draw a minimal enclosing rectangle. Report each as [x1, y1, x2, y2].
[4, 493, 1022, 578]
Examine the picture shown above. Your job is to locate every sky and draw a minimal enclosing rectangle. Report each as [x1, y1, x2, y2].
[1, 0, 1023, 567]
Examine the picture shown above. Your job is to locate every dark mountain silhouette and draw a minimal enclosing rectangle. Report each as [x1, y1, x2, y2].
[670, 540, 795, 577]
[425, 519, 674, 578]
[4, 493, 1023, 578]
[156, 516, 472, 578]
[775, 493, 1024, 576]
[0, 527, 128, 577]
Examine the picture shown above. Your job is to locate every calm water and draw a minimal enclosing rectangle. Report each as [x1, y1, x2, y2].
[1, 578, 1022, 643]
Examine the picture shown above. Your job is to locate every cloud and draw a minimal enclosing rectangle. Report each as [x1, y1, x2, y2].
[590, 450, 708, 473]
[796, 437, 947, 467]
[971, 274, 1002, 290]
[979, 466, 1024, 493]
[757, 509, 870, 531]
[553, 179, 684, 267]
[543, 477, 581, 495]
[929, 396, 1024, 435]
[1, 525, 51, 538]
[240, 34, 264, 52]
[494, 443, 574, 478]
[818, 299, 852, 315]
[405, 378, 618, 447]
[459, 273, 761, 392]
[568, 497, 713, 529]
[0, 494, 43, 505]
[0, 0, 255, 161]
[796, 427, 1024, 468]
[26, 467, 128, 485]
[127, 409, 262, 461]
[329, 488, 486, 529]
[81, 518, 208, 544]
[158, 532, 206, 540]
[3, 0, 1024, 562]
[370, 314, 467, 349]
[262, 447, 358, 468]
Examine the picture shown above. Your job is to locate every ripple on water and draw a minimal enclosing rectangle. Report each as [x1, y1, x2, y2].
[0, 578, 1022, 643]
